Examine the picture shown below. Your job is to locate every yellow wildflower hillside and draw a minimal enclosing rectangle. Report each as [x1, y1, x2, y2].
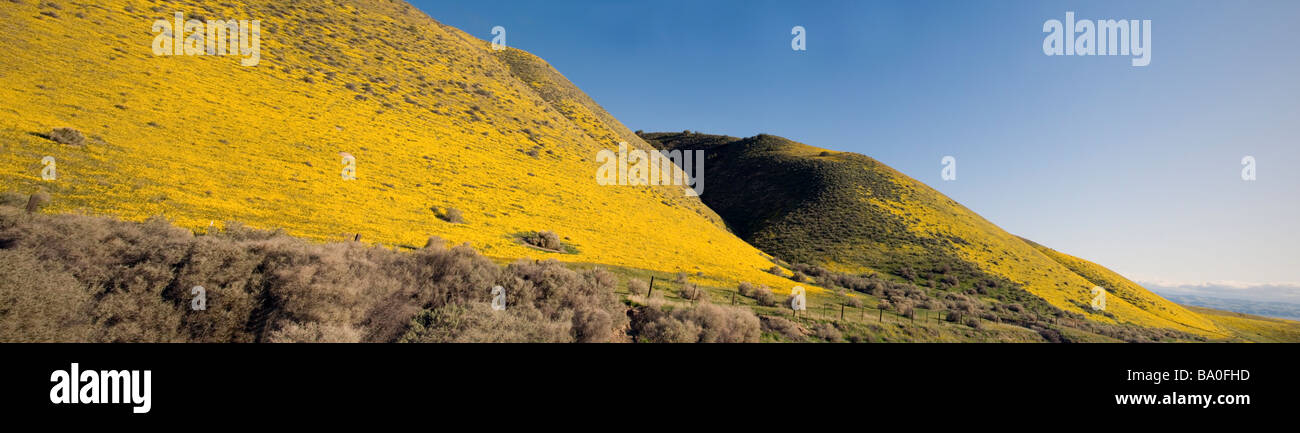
[1021, 238, 1224, 336]
[642, 132, 1231, 338]
[871, 169, 1227, 337]
[0, 0, 797, 292]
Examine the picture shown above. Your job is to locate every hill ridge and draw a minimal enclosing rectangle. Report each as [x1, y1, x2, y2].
[642, 131, 1228, 337]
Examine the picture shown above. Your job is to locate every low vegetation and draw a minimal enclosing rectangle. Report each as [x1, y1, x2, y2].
[1, 196, 1287, 343]
[435, 207, 465, 224]
[738, 282, 777, 307]
[627, 278, 649, 296]
[517, 230, 577, 254]
[0, 201, 624, 342]
[629, 303, 760, 343]
[47, 127, 85, 146]
[678, 283, 708, 301]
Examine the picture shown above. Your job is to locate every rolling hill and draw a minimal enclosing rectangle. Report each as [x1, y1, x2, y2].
[641, 132, 1230, 338]
[1, 0, 1289, 342]
[0, 0, 795, 293]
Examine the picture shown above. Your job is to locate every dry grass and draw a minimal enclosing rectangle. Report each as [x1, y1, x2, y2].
[629, 303, 760, 343]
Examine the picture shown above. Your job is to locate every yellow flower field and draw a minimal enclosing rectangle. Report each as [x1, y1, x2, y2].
[0, 0, 807, 298]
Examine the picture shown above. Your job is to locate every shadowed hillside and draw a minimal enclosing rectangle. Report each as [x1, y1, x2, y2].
[642, 131, 1230, 338]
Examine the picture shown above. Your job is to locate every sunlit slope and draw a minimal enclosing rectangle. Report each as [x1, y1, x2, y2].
[1184, 306, 1300, 343]
[643, 132, 1229, 337]
[493, 49, 646, 151]
[1021, 238, 1223, 335]
[489, 47, 725, 226]
[0, 0, 793, 291]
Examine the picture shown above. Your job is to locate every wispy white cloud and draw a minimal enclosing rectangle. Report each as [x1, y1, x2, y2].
[1137, 280, 1300, 304]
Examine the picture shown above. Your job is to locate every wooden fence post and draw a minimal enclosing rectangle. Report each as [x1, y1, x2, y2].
[25, 194, 40, 214]
[646, 276, 655, 298]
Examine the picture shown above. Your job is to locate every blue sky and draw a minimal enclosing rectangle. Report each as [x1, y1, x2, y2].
[412, 0, 1300, 299]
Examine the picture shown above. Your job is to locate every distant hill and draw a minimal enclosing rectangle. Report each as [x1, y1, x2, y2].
[642, 131, 1228, 338]
[1183, 306, 1300, 343]
[1163, 295, 1300, 322]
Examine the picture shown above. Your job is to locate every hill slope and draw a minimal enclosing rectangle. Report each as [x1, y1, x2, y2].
[1184, 306, 1300, 343]
[0, 0, 1266, 342]
[0, 0, 794, 292]
[642, 132, 1229, 338]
